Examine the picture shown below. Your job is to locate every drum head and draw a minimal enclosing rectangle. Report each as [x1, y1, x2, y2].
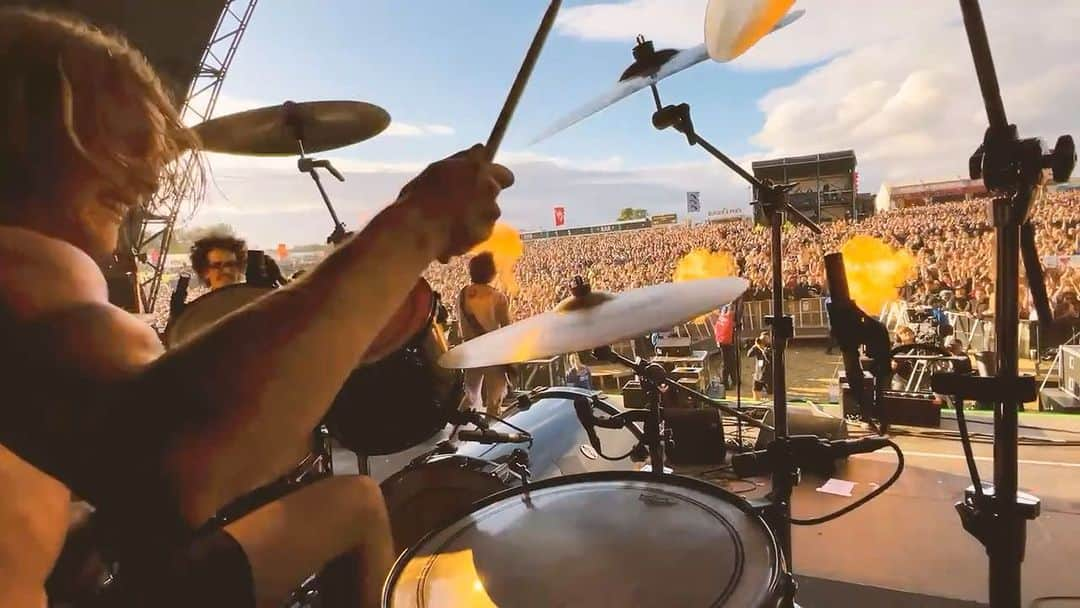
[385, 472, 785, 608]
[164, 284, 272, 347]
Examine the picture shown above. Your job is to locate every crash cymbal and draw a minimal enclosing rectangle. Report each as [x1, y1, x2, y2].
[192, 100, 391, 156]
[439, 277, 749, 369]
[531, 8, 803, 144]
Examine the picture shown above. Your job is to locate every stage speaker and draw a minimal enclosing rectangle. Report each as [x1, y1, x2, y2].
[622, 380, 646, 409]
[754, 402, 848, 449]
[666, 408, 725, 465]
[1061, 345, 1080, 398]
[838, 371, 874, 418]
[881, 392, 941, 428]
[655, 337, 692, 357]
[671, 366, 705, 391]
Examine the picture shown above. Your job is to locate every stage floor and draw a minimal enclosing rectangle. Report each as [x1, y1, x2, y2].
[676, 405, 1080, 607]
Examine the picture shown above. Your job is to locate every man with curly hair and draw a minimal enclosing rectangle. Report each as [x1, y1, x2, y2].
[190, 234, 248, 290]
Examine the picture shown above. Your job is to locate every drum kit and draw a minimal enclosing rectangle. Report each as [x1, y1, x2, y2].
[141, 0, 1078, 606]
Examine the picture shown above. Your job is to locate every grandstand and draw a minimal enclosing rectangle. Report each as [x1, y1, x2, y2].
[877, 178, 988, 211]
[751, 150, 860, 223]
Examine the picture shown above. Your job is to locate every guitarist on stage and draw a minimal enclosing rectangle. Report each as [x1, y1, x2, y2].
[457, 252, 513, 416]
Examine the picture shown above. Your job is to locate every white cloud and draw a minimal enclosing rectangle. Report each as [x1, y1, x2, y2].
[383, 122, 456, 137]
[557, 0, 706, 48]
[749, 1, 1080, 189]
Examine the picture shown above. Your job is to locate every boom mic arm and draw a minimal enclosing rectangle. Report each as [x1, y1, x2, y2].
[824, 253, 892, 431]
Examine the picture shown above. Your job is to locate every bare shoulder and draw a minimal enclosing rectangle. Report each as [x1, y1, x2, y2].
[0, 226, 108, 319]
[0, 227, 162, 375]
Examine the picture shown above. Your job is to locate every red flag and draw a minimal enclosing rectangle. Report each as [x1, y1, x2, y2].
[554, 206, 566, 227]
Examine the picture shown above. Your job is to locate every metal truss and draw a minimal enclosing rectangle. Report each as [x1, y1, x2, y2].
[134, 0, 259, 314]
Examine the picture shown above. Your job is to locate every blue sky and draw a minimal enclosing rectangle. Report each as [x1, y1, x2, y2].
[193, 0, 1079, 247]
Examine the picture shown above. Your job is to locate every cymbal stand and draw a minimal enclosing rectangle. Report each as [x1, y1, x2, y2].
[282, 101, 352, 246]
[927, 2, 1074, 605]
[646, 88, 821, 572]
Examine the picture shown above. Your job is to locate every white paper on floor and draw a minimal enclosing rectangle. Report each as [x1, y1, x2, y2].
[816, 478, 856, 497]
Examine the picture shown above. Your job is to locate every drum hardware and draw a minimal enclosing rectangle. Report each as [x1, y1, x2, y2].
[643, 73, 824, 573]
[926, 3, 1074, 604]
[588, 346, 773, 477]
[380, 387, 637, 554]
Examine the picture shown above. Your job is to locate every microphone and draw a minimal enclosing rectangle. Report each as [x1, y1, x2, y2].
[170, 273, 190, 319]
[457, 429, 531, 444]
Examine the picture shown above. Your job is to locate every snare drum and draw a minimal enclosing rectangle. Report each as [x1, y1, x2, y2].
[381, 388, 637, 552]
[384, 471, 792, 608]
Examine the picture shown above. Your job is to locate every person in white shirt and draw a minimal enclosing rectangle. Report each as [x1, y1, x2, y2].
[457, 252, 512, 416]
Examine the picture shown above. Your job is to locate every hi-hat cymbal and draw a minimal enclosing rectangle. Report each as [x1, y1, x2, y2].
[439, 277, 749, 369]
[192, 100, 391, 156]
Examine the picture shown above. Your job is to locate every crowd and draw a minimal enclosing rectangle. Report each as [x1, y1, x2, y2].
[150, 190, 1080, 328]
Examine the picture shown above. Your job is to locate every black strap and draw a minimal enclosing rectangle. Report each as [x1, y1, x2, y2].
[458, 287, 489, 338]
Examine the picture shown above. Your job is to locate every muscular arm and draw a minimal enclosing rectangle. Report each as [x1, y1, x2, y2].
[3, 204, 442, 522]
[0, 448, 69, 608]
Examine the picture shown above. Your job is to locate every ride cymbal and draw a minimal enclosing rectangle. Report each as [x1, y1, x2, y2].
[192, 100, 391, 156]
[440, 277, 749, 369]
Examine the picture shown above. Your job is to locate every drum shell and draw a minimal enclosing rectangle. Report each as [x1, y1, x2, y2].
[324, 282, 463, 455]
[384, 471, 791, 608]
[381, 388, 637, 552]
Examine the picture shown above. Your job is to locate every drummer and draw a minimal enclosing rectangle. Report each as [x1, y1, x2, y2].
[0, 8, 511, 608]
[190, 234, 248, 290]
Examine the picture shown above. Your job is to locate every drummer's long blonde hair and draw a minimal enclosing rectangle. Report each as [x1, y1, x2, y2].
[0, 8, 202, 215]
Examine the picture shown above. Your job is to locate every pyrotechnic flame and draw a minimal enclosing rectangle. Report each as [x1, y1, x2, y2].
[470, 222, 524, 296]
[673, 248, 737, 282]
[840, 235, 916, 315]
[673, 249, 738, 322]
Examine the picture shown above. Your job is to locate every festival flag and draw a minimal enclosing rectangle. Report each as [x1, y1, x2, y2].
[687, 191, 701, 213]
[554, 206, 566, 227]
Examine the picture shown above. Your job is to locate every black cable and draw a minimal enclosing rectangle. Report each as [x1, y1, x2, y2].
[790, 440, 904, 526]
[947, 395, 983, 496]
[1031, 596, 1080, 607]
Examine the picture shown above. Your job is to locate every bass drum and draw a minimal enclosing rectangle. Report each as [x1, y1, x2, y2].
[324, 278, 463, 455]
[381, 387, 637, 553]
[164, 283, 271, 347]
[384, 471, 793, 608]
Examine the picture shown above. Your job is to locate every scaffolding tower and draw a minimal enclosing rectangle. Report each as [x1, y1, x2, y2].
[132, 0, 259, 314]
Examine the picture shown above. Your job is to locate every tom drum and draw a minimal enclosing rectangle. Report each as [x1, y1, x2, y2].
[384, 471, 792, 608]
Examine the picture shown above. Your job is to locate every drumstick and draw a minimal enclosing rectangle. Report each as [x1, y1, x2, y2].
[485, 0, 563, 160]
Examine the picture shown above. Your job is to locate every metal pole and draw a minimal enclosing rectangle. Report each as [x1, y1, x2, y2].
[990, 196, 1022, 607]
[769, 207, 793, 566]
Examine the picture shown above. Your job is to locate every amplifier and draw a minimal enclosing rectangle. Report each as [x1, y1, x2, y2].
[655, 337, 692, 357]
[1062, 345, 1080, 398]
[881, 392, 941, 428]
[622, 380, 646, 409]
[671, 366, 705, 391]
[666, 408, 725, 465]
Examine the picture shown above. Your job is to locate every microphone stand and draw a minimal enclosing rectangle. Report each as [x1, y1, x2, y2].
[928, 2, 1074, 606]
[646, 87, 821, 573]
